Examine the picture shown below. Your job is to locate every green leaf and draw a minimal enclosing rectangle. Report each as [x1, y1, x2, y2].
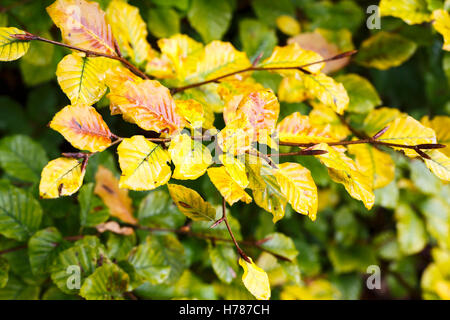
[239, 19, 277, 61]
[151, 0, 189, 11]
[251, 0, 295, 27]
[187, 0, 232, 43]
[78, 183, 109, 228]
[0, 182, 42, 241]
[420, 197, 450, 249]
[42, 286, 80, 300]
[51, 240, 106, 294]
[128, 237, 172, 285]
[0, 257, 9, 288]
[356, 32, 418, 70]
[0, 135, 48, 183]
[106, 233, 136, 262]
[335, 74, 381, 114]
[328, 243, 377, 273]
[80, 264, 129, 300]
[259, 233, 299, 261]
[208, 243, 238, 284]
[28, 227, 68, 275]
[137, 189, 186, 229]
[395, 204, 427, 255]
[0, 96, 31, 135]
[0, 275, 39, 300]
[148, 7, 180, 38]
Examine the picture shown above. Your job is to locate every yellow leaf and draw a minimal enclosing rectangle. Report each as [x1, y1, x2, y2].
[157, 34, 203, 79]
[421, 115, 450, 156]
[39, 157, 85, 199]
[363, 107, 404, 136]
[379, 0, 432, 25]
[309, 103, 351, 140]
[219, 153, 249, 189]
[207, 166, 252, 206]
[47, 0, 117, 56]
[259, 43, 324, 76]
[0, 27, 30, 61]
[377, 116, 437, 157]
[246, 156, 287, 223]
[348, 143, 395, 189]
[168, 133, 212, 180]
[423, 150, 450, 181]
[277, 112, 334, 144]
[433, 9, 450, 51]
[314, 144, 375, 209]
[175, 99, 205, 129]
[281, 281, 339, 300]
[106, 0, 153, 65]
[168, 183, 216, 221]
[94, 165, 136, 224]
[117, 135, 171, 191]
[239, 257, 271, 300]
[274, 162, 318, 221]
[278, 75, 310, 103]
[50, 104, 112, 153]
[108, 80, 184, 135]
[96, 221, 134, 235]
[56, 53, 111, 106]
[276, 15, 301, 36]
[217, 113, 255, 155]
[184, 41, 252, 84]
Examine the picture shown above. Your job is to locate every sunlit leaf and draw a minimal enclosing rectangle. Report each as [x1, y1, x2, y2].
[239, 257, 271, 300]
[275, 162, 318, 221]
[335, 74, 381, 113]
[47, 0, 117, 55]
[56, 53, 111, 106]
[175, 99, 205, 129]
[168, 133, 212, 180]
[348, 143, 396, 189]
[309, 103, 351, 140]
[380, 0, 432, 24]
[421, 115, 450, 156]
[108, 80, 184, 135]
[276, 15, 301, 36]
[106, 0, 153, 65]
[207, 166, 252, 206]
[117, 135, 171, 191]
[313, 144, 375, 209]
[94, 165, 137, 224]
[50, 105, 112, 153]
[168, 184, 216, 222]
[219, 153, 249, 189]
[259, 43, 325, 76]
[0, 27, 30, 61]
[217, 113, 255, 155]
[277, 112, 334, 144]
[363, 107, 404, 136]
[39, 157, 85, 199]
[423, 150, 450, 181]
[376, 116, 437, 158]
[433, 9, 450, 51]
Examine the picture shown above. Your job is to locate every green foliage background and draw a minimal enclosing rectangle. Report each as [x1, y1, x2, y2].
[0, 0, 449, 300]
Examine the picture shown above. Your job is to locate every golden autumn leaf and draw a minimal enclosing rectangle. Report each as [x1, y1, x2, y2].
[50, 104, 112, 153]
[239, 257, 271, 300]
[313, 144, 375, 209]
[96, 221, 134, 235]
[108, 80, 184, 135]
[0, 27, 31, 61]
[433, 9, 450, 51]
[377, 116, 437, 158]
[247, 156, 287, 223]
[259, 43, 325, 76]
[168, 183, 216, 221]
[157, 34, 203, 79]
[168, 133, 212, 180]
[219, 153, 249, 189]
[276, 112, 334, 144]
[274, 162, 318, 221]
[174, 99, 205, 129]
[276, 15, 301, 36]
[117, 135, 171, 191]
[363, 107, 405, 136]
[217, 113, 255, 155]
[379, 0, 432, 25]
[421, 115, 450, 157]
[423, 150, 450, 181]
[94, 165, 137, 224]
[56, 53, 112, 106]
[39, 157, 85, 199]
[207, 166, 252, 206]
[348, 143, 395, 189]
[184, 41, 252, 84]
[309, 103, 351, 140]
[47, 0, 117, 56]
[106, 0, 153, 65]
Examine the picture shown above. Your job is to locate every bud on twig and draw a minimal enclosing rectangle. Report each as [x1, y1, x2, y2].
[372, 126, 390, 140]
